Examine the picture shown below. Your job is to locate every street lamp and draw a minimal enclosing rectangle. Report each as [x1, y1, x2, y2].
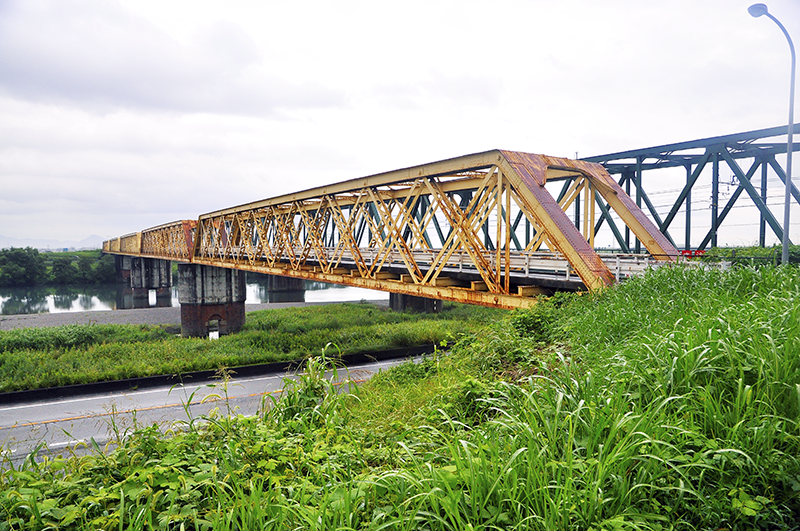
[749, 3, 795, 265]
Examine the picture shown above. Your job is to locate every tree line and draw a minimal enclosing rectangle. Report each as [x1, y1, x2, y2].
[0, 247, 116, 287]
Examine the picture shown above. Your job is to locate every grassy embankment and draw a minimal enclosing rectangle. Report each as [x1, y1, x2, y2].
[0, 302, 504, 392]
[2, 264, 800, 529]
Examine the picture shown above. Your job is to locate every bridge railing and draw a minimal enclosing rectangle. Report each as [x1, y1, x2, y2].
[192, 244, 660, 282]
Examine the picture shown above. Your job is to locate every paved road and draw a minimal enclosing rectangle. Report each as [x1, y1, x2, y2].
[0, 298, 395, 467]
[0, 357, 409, 468]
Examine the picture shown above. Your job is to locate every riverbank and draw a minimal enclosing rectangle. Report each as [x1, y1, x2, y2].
[0, 301, 494, 392]
[0, 299, 389, 331]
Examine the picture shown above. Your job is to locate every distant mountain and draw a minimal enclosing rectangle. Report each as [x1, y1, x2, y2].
[0, 234, 104, 250]
[74, 235, 105, 248]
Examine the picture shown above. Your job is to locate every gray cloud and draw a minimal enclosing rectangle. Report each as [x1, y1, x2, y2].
[0, 0, 798, 246]
[0, 0, 343, 115]
[368, 71, 503, 111]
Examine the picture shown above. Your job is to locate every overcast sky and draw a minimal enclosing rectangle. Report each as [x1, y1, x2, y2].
[1, 0, 798, 247]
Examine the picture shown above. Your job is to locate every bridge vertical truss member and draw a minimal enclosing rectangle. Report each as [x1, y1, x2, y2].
[104, 150, 677, 310]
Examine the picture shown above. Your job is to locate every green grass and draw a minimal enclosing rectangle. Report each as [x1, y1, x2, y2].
[2, 265, 800, 530]
[0, 302, 504, 392]
[701, 244, 800, 265]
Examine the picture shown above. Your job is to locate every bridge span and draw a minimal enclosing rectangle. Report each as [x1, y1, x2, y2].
[104, 150, 678, 336]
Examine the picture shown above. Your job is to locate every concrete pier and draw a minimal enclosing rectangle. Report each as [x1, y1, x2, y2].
[389, 293, 441, 313]
[178, 264, 246, 338]
[267, 275, 305, 303]
[130, 258, 171, 290]
[115, 256, 132, 285]
[115, 256, 172, 309]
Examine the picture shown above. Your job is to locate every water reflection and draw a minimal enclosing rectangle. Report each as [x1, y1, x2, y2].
[267, 290, 305, 303]
[53, 288, 76, 311]
[305, 283, 385, 303]
[246, 281, 305, 303]
[0, 280, 387, 315]
[79, 294, 95, 311]
[0, 284, 117, 315]
[245, 277, 385, 304]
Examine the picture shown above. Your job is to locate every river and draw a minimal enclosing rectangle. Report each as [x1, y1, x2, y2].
[0, 280, 388, 316]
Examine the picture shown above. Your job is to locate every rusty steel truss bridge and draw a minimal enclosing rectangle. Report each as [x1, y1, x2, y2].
[103, 125, 799, 310]
[104, 150, 677, 310]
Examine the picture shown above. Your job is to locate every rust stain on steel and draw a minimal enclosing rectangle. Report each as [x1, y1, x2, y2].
[182, 220, 196, 256]
[539, 156, 677, 260]
[578, 162, 677, 260]
[120, 220, 199, 262]
[499, 151, 615, 289]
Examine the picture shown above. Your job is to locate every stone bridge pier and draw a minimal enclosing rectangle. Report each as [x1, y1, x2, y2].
[178, 264, 246, 338]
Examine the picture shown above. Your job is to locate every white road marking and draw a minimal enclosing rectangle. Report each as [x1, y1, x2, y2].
[49, 439, 85, 448]
[0, 373, 289, 412]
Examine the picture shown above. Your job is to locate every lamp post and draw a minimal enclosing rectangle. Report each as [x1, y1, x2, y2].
[748, 3, 795, 265]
